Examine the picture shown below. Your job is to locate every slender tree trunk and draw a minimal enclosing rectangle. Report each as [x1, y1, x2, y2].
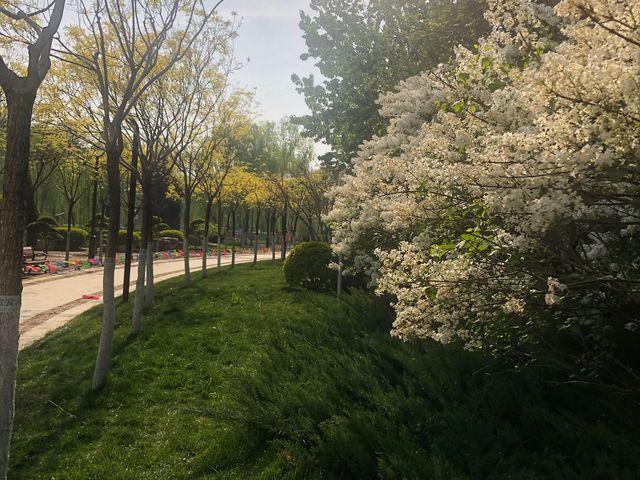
[24, 176, 39, 230]
[88, 157, 99, 259]
[145, 193, 155, 310]
[253, 209, 261, 264]
[92, 143, 122, 391]
[242, 207, 250, 248]
[145, 243, 154, 308]
[97, 197, 105, 263]
[0, 88, 36, 480]
[272, 211, 277, 261]
[217, 199, 222, 271]
[122, 135, 139, 302]
[292, 214, 299, 247]
[183, 197, 191, 286]
[65, 202, 73, 262]
[202, 198, 213, 277]
[281, 202, 288, 260]
[231, 209, 236, 267]
[266, 209, 271, 249]
[132, 187, 149, 334]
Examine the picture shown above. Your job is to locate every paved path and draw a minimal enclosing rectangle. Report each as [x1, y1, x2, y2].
[19, 253, 274, 350]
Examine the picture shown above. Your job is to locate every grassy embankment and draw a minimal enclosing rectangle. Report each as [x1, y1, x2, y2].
[11, 262, 640, 479]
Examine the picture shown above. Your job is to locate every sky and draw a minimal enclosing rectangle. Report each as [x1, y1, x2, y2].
[218, 0, 319, 123]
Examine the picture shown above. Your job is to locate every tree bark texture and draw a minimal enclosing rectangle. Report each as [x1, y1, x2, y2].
[0, 89, 36, 480]
[132, 186, 150, 334]
[122, 135, 139, 302]
[92, 145, 122, 391]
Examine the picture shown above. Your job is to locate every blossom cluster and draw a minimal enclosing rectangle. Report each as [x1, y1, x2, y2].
[328, 0, 640, 371]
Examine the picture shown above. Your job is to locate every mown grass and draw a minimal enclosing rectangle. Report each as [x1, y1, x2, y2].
[10, 262, 640, 479]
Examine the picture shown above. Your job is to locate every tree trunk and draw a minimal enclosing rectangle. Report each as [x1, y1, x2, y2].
[202, 198, 213, 277]
[131, 187, 149, 334]
[0, 88, 36, 480]
[88, 157, 99, 259]
[92, 142, 122, 392]
[25, 177, 39, 224]
[183, 197, 191, 286]
[292, 214, 299, 247]
[145, 243, 154, 308]
[272, 211, 277, 261]
[122, 135, 139, 302]
[266, 209, 271, 249]
[217, 199, 222, 271]
[281, 202, 288, 260]
[98, 198, 105, 263]
[242, 206, 250, 248]
[145, 191, 155, 310]
[64, 202, 73, 262]
[231, 209, 236, 267]
[253, 209, 261, 264]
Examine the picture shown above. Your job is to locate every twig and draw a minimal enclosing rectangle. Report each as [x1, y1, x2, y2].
[47, 399, 77, 419]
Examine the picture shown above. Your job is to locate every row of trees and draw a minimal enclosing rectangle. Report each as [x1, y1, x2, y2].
[0, 2, 337, 474]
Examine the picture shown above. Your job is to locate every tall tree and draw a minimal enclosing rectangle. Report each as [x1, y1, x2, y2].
[0, 1, 65, 477]
[168, 26, 238, 286]
[293, 0, 490, 169]
[198, 91, 252, 277]
[56, 149, 89, 261]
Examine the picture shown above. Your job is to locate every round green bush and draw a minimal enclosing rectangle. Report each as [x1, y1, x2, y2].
[27, 221, 62, 250]
[118, 230, 141, 250]
[37, 215, 58, 226]
[52, 227, 89, 251]
[283, 241, 336, 291]
[158, 229, 184, 241]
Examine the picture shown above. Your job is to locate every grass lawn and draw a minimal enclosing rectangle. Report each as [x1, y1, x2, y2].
[10, 262, 640, 479]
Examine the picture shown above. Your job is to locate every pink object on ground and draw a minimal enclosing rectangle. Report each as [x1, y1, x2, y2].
[82, 294, 100, 300]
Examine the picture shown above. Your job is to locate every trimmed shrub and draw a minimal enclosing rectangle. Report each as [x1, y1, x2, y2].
[118, 230, 141, 250]
[153, 223, 170, 240]
[37, 215, 58, 226]
[26, 221, 62, 250]
[52, 227, 89, 251]
[283, 241, 335, 291]
[158, 229, 184, 241]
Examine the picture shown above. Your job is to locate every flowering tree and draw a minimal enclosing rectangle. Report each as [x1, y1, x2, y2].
[328, 0, 640, 389]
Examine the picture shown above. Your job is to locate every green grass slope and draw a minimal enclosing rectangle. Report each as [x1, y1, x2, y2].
[11, 262, 640, 479]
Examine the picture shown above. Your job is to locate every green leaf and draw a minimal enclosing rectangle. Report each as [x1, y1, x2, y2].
[487, 79, 507, 92]
[452, 100, 465, 113]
